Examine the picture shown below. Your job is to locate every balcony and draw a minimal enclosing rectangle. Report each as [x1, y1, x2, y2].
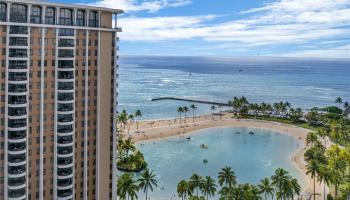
[8, 107, 27, 117]
[57, 188, 73, 198]
[58, 114, 73, 123]
[9, 60, 27, 69]
[8, 130, 26, 140]
[58, 71, 74, 79]
[8, 118, 26, 128]
[58, 60, 74, 69]
[57, 167, 73, 176]
[9, 95, 27, 105]
[8, 154, 25, 163]
[58, 146, 73, 155]
[57, 178, 73, 187]
[8, 84, 27, 93]
[57, 135, 73, 144]
[9, 26, 28, 34]
[58, 93, 74, 101]
[57, 103, 73, 112]
[9, 49, 27, 58]
[57, 157, 73, 165]
[57, 125, 73, 134]
[8, 165, 26, 175]
[58, 82, 74, 91]
[8, 188, 26, 198]
[8, 142, 26, 152]
[8, 176, 25, 187]
[9, 72, 27, 82]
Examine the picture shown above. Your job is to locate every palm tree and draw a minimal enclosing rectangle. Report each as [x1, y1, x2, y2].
[177, 107, 184, 125]
[271, 168, 289, 200]
[190, 104, 197, 123]
[210, 105, 216, 120]
[177, 180, 190, 200]
[218, 186, 233, 200]
[218, 104, 223, 120]
[134, 110, 142, 132]
[289, 178, 301, 200]
[317, 165, 332, 200]
[183, 106, 189, 123]
[306, 160, 320, 200]
[127, 114, 134, 134]
[117, 173, 139, 200]
[343, 101, 349, 110]
[258, 178, 274, 200]
[201, 176, 217, 200]
[306, 132, 319, 147]
[124, 137, 136, 157]
[138, 169, 158, 200]
[335, 97, 343, 108]
[118, 110, 128, 132]
[189, 173, 203, 197]
[218, 166, 236, 187]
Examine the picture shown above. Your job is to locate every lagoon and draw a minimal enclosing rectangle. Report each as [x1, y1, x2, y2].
[136, 127, 306, 200]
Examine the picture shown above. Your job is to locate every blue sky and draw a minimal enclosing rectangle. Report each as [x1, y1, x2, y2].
[55, 0, 350, 58]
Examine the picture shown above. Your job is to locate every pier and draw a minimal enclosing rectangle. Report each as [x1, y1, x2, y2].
[151, 97, 230, 106]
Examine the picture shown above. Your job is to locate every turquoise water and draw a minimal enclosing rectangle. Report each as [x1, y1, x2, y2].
[118, 56, 350, 120]
[135, 127, 305, 200]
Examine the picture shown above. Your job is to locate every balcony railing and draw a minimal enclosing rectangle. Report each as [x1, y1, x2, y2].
[58, 147, 73, 155]
[8, 177, 25, 186]
[8, 165, 26, 175]
[8, 154, 26, 163]
[58, 167, 73, 176]
[58, 178, 73, 187]
[57, 103, 73, 112]
[8, 188, 26, 198]
[57, 157, 73, 165]
[8, 142, 26, 152]
[8, 119, 26, 128]
[8, 130, 26, 140]
[9, 96, 27, 105]
[57, 189, 73, 198]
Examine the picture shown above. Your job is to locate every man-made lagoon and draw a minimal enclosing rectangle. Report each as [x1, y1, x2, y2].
[136, 127, 306, 199]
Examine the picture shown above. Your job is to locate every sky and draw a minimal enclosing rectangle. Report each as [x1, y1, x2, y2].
[54, 0, 350, 58]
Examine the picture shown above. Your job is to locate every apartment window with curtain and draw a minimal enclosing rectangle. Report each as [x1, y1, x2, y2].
[30, 6, 42, 24]
[10, 4, 27, 23]
[45, 7, 55, 24]
[0, 3, 6, 22]
[76, 10, 85, 26]
[59, 8, 73, 25]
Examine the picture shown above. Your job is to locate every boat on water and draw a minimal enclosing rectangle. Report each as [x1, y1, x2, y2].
[249, 131, 255, 135]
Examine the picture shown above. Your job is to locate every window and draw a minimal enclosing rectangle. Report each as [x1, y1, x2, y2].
[10, 26, 28, 34]
[58, 49, 74, 58]
[9, 37, 27, 46]
[10, 4, 27, 23]
[58, 28, 74, 36]
[58, 39, 74, 47]
[30, 6, 41, 23]
[89, 11, 98, 27]
[0, 3, 6, 22]
[59, 8, 73, 25]
[45, 7, 55, 24]
[76, 10, 85, 26]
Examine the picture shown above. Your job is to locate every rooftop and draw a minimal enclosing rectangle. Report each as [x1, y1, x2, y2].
[2, 0, 123, 14]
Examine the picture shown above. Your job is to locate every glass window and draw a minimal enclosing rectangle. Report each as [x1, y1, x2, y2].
[10, 4, 27, 23]
[58, 39, 74, 47]
[45, 7, 55, 24]
[30, 6, 41, 24]
[58, 49, 74, 58]
[10, 26, 28, 34]
[58, 28, 74, 36]
[59, 8, 73, 25]
[89, 11, 99, 27]
[76, 10, 85, 26]
[9, 37, 28, 46]
[0, 3, 6, 22]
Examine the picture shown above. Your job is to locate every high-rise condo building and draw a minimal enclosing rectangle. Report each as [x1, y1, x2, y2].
[0, 0, 122, 199]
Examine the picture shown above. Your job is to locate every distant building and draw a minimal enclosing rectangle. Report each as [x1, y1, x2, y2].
[0, 0, 122, 199]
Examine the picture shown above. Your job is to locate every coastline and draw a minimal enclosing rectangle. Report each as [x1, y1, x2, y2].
[127, 113, 325, 199]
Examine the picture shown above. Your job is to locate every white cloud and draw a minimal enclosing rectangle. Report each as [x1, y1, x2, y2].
[117, 0, 350, 57]
[90, 0, 192, 13]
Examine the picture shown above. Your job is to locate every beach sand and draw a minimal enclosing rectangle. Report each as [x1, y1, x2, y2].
[126, 113, 327, 199]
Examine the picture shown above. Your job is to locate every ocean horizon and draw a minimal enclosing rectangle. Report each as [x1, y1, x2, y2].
[118, 55, 350, 119]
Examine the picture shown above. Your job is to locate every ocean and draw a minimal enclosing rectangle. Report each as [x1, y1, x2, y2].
[118, 56, 350, 119]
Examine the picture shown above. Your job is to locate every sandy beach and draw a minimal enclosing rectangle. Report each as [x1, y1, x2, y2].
[126, 113, 327, 199]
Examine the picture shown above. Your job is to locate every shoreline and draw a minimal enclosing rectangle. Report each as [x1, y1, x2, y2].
[127, 114, 325, 199]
